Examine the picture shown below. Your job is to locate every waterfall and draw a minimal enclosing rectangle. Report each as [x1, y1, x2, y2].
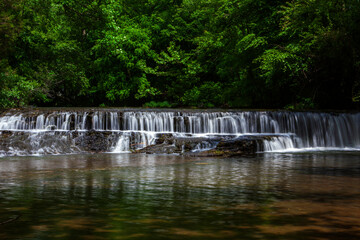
[262, 135, 297, 152]
[112, 132, 156, 153]
[0, 109, 359, 156]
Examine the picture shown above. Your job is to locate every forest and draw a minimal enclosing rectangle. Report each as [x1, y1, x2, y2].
[1, 0, 360, 109]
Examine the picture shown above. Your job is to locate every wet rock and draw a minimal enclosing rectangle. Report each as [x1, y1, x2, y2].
[187, 138, 258, 157]
[216, 138, 258, 153]
[69, 114, 76, 130]
[0, 130, 14, 138]
[0, 131, 78, 155]
[134, 137, 219, 154]
[74, 130, 115, 152]
[155, 133, 175, 144]
[133, 143, 178, 154]
[136, 136, 260, 157]
[45, 125, 56, 130]
[174, 137, 217, 152]
[83, 114, 92, 130]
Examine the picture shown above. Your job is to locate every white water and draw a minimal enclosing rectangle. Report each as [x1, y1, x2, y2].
[111, 131, 156, 153]
[0, 110, 359, 156]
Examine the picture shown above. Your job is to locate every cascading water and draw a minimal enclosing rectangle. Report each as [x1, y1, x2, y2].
[0, 109, 359, 156]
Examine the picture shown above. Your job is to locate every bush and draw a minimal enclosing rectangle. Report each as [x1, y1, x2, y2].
[143, 101, 174, 108]
[181, 82, 221, 108]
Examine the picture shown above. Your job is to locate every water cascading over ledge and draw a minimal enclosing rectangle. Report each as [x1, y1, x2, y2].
[0, 109, 359, 156]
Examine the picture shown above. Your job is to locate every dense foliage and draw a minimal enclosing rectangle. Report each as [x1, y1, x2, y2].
[1, 0, 360, 109]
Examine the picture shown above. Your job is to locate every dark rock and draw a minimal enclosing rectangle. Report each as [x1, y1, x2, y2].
[0, 131, 78, 155]
[133, 143, 178, 154]
[0, 131, 13, 138]
[46, 125, 56, 130]
[69, 114, 75, 130]
[132, 134, 261, 156]
[155, 133, 175, 144]
[174, 137, 216, 151]
[216, 138, 258, 154]
[74, 130, 115, 152]
[133, 136, 220, 155]
[85, 114, 92, 130]
[187, 138, 258, 157]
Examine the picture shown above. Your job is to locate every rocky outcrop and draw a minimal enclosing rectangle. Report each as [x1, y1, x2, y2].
[134, 134, 296, 157]
[215, 138, 257, 153]
[133, 143, 178, 154]
[0, 130, 78, 155]
[154, 133, 175, 145]
[134, 136, 217, 154]
[134, 135, 261, 157]
[73, 130, 116, 152]
[0, 128, 286, 157]
[189, 138, 258, 157]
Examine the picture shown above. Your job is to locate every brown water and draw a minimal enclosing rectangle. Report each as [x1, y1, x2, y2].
[1, 152, 360, 239]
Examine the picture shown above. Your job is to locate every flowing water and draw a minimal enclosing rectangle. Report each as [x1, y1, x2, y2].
[0, 109, 360, 239]
[0, 109, 360, 155]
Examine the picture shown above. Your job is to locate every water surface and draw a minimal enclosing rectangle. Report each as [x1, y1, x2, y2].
[1, 152, 360, 239]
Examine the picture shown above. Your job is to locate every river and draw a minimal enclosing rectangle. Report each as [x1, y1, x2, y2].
[0, 108, 359, 239]
[1, 152, 360, 239]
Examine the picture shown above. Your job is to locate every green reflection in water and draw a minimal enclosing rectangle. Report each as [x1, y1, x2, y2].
[1, 153, 360, 239]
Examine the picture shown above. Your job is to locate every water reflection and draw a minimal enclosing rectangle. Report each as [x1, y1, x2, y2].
[0, 153, 360, 239]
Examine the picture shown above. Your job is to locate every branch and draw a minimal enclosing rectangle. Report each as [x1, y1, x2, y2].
[0, 214, 21, 225]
